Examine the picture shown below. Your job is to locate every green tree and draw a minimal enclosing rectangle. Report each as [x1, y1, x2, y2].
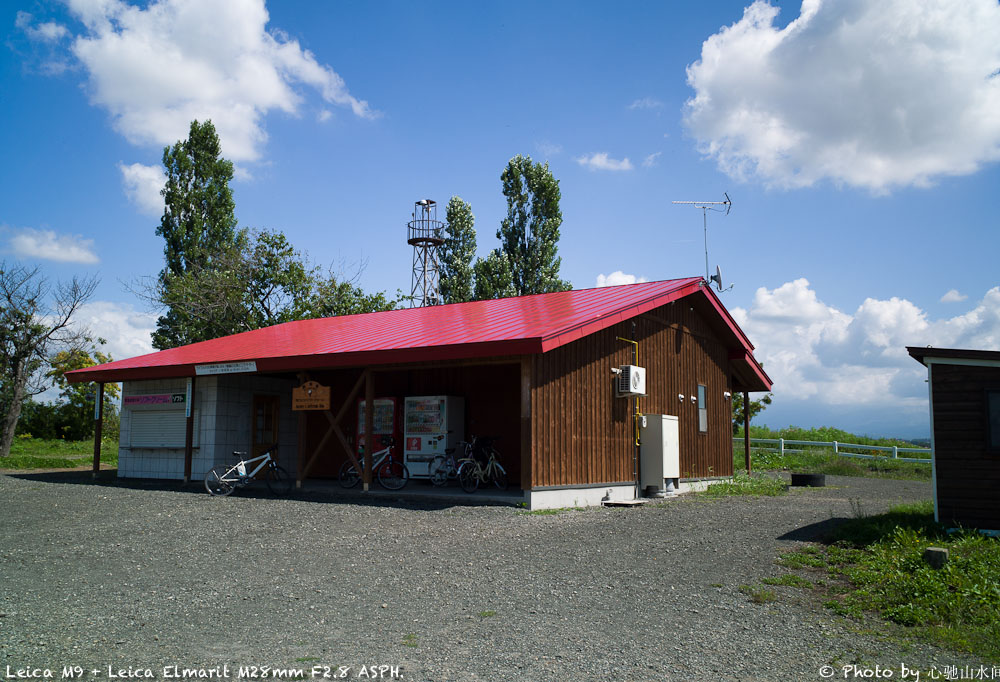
[308, 273, 398, 317]
[146, 120, 398, 347]
[156, 229, 315, 336]
[47, 348, 121, 441]
[153, 119, 239, 349]
[440, 197, 477, 304]
[496, 154, 571, 296]
[473, 249, 516, 300]
[732, 391, 773, 435]
[149, 227, 398, 337]
[0, 262, 96, 457]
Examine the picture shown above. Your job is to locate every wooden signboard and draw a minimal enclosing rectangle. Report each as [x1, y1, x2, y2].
[292, 381, 331, 411]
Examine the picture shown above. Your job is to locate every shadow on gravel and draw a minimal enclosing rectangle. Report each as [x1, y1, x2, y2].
[777, 517, 850, 543]
[6, 470, 519, 511]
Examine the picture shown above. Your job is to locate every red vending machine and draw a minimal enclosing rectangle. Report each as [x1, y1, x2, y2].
[356, 397, 398, 456]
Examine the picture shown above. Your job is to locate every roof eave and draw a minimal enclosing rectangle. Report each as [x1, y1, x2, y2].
[65, 338, 546, 384]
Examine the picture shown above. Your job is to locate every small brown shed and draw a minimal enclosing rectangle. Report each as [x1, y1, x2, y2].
[69, 278, 771, 508]
[908, 346, 1000, 532]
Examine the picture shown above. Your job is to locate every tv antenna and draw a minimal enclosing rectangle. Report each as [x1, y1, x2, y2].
[672, 192, 732, 290]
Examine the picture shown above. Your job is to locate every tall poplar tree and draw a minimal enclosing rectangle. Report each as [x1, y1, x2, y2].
[439, 196, 477, 304]
[495, 154, 571, 296]
[473, 249, 516, 300]
[153, 119, 239, 349]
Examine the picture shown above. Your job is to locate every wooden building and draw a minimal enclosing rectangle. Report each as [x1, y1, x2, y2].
[69, 278, 771, 509]
[908, 347, 1000, 532]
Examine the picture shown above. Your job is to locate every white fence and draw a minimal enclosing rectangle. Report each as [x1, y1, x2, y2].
[732, 437, 932, 464]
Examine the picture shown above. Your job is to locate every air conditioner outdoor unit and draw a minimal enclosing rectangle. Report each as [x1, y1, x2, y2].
[616, 365, 646, 397]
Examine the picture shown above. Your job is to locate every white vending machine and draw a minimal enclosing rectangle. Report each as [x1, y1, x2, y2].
[403, 396, 465, 478]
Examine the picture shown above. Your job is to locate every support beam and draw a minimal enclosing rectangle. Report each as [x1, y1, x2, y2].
[92, 382, 104, 478]
[299, 371, 366, 487]
[520, 356, 532, 491]
[297, 410, 307, 489]
[183, 376, 195, 483]
[363, 369, 374, 492]
[743, 391, 751, 475]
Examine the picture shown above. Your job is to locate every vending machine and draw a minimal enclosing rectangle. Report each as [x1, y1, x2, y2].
[356, 397, 398, 455]
[403, 396, 465, 478]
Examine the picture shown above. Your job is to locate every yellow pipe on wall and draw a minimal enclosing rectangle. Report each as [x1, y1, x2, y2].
[616, 336, 643, 446]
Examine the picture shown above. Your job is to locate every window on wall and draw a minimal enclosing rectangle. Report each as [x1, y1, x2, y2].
[988, 390, 1000, 451]
[697, 384, 708, 433]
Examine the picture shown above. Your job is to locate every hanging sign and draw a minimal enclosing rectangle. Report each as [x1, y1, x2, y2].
[195, 361, 257, 376]
[292, 381, 331, 411]
[123, 394, 186, 406]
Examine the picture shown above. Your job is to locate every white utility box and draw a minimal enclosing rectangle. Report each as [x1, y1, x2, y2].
[640, 414, 680, 494]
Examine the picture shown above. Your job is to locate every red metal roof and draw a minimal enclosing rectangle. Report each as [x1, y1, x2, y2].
[67, 277, 771, 390]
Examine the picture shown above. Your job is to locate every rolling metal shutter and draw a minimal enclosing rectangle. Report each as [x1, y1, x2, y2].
[129, 409, 199, 448]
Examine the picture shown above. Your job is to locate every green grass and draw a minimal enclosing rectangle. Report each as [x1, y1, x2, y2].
[478, 610, 497, 618]
[739, 584, 778, 604]
[517, 507, 583, 515]
[1, 436, 118, 469]
[732, 425, 931, 481]
[778, 501, 1000, 663]
[700, 472, 788, 497]
[762, 574, 813, 589]
[402, 633, 418, 648]
[733, 445, 931, 481]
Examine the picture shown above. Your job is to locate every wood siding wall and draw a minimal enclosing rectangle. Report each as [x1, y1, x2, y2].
[530, 301, 733, 488]
[931, 363, 1000, 529]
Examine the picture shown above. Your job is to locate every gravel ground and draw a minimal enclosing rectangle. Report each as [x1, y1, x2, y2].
[0, 471, 986, 681]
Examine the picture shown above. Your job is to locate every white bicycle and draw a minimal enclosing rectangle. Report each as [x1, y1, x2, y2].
[204, 445, 292, 497]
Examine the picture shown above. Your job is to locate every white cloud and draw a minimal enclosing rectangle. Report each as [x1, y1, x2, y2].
[576, 153, 634, 172]
[65, 0, 376, 163]
[684, 0, 1000, 192]
[941, 289, 968, 303]
[317, 109, 332, 123]
[732, 280, 1000, 419]
[629, 97, 664, 111]
[642, 152, 662, 168]
[16, 11, 70, 42]
[118, 162, 165, 216]
[596, 271, 648, 288]
[536, 141, 562, 157]
[9, 228, 99, 264]
[76, 301, 157, 362]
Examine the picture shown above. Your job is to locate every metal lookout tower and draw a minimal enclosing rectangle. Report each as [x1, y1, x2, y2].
[407, 199, 445, 307]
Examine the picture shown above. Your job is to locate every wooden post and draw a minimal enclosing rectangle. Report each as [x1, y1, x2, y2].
[296, 373, 308, 489]
[297, 410, 307, 489]
[92, 382, 104, 478]
[743, 391, 751, 475]
[520, 356, 532, 492]
[183, 376, 195, 484]
[363, 369, 374, 492]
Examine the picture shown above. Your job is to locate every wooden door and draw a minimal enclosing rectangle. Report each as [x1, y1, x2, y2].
[251, 395, 280, 457]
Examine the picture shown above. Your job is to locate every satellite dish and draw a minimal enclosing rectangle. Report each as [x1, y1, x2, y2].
[710, 265, 723, 291]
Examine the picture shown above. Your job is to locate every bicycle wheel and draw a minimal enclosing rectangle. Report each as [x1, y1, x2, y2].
[204, 464, 237, 496]
[339, 459, 361, 488]
[458, 461, 479, 493]
[266, 464, 293, 496]
[377, 459, 409, 490]
[490, 462, 509, 491]
[429, 456, 450, 486]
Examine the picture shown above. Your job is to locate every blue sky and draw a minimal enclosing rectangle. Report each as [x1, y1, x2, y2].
[4, 0, 1000, 438]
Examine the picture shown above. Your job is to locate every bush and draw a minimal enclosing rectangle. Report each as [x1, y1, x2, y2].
[15, 399, 119, 442]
